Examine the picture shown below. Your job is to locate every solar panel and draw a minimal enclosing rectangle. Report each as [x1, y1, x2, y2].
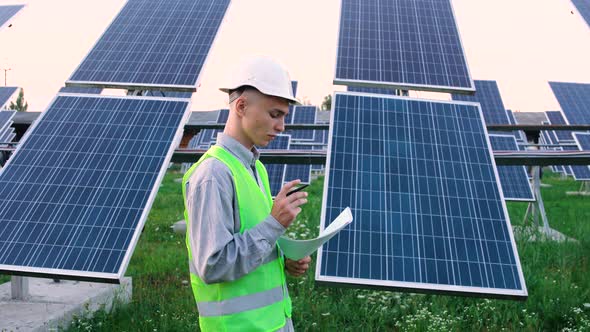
[217, 109, 229, 124]
[259, 135, 290, 196]
[572, 0, 590, 28]
[334, 0, 474, 93]
[0, 87, 18, 109]
[316, 92, 527, 299]
[573, 132, 590, 179]
[488, 135, 534, 202]
[452, 81, 510, 131]
[0, 5, 24, 30]
[291, 81, 298, 98]
[59, 86, 103, 94]
[347, 86, 397, 95]
[67, 0, 230, 91]
[561, 146, 590, 180]
[550, 82, 590, 125]
[545, 111, 575, 142]
[285, 106, 295, 126]
[0, 95, 190, 282]
[0, 111, 16, 133]
[290, 106, 317, 141]
[143, 90, 193, 99]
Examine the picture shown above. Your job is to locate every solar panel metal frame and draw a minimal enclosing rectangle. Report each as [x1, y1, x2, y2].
[333, 0, 476, 94]
[315, 91, 527, 299]
[0, 5, 25, 31]
[65, 0, 232, 92]
[488, 134, 535, 202]
[0, 93, 191, 283]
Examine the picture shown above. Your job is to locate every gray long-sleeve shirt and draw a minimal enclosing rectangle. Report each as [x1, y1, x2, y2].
[185, 133, 294, 331]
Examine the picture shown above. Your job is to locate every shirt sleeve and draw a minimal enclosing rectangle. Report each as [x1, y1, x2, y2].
[187, 169, 286, 284]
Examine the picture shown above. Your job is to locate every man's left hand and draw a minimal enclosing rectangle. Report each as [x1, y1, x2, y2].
[285, 256, 311, 277]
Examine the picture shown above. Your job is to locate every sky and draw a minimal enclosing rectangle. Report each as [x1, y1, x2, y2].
[0, 0, 588, 114]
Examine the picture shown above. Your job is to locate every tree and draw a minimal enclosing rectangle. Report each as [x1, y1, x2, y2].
[321, 94, 331, 111]
[9, 88, 28, 112]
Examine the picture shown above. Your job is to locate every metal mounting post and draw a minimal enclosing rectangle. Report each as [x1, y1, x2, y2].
[11, 276, 29, 300]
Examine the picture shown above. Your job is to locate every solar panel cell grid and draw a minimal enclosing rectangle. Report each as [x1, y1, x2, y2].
[317, 92, 526, 298]
[550, 82, 590, 125]
[488, 135, 534, 201]
[0, 87, 18, 109]
[335, 0, 474, 92]
[0, 95, 189, 281]
[67, 0, 230, 90]
[545, 111, 575, 142]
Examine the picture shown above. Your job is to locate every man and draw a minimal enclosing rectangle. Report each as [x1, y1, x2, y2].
[182, 56, 311, 331]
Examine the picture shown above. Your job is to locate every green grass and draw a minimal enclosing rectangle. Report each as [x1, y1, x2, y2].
[3, 167, 589, 331]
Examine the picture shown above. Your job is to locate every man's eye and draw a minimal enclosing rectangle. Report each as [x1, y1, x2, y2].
[270, 112, 280, 118]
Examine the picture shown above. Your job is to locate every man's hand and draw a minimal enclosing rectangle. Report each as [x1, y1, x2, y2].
[285, 256, 312, 277]
[271, 179, 308, 228]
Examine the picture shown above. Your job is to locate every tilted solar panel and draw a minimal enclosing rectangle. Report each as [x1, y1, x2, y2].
[284, 144, 312, 185]
[291, 81, 298, 98]
[562, 146, 590, 180]
[505, 109, 527, 144]
[0, 95, 190, 282]
[452, 81, 510, 133]
[0, 87, 18, 109]
[573, 132, 590, 179]
[347, 86, 397, 95]
[549, 82, 590, 125]
[488, 135, 534, 202]
[259, 135, 290, 196]
[0, 111, 16, 133]
[0, 5, 24, 30]
[59, 86, 103, 94]
[545, 111, 575, 142]
[572, 0, 590, 28]
[217, 109, 229, 124]
[316, 92, 527, 299]
[67, 0, 230, 91]
[335, 0, 474, 93]
[290, 106, 317, 141]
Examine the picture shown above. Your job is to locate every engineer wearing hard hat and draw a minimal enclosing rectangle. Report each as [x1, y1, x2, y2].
[182, 56, 311, 331]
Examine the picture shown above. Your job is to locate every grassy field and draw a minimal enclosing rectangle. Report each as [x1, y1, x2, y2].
[3, 166, 589, 331]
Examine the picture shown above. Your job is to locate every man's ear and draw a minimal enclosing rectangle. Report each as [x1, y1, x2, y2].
[234, 97, 247, 118]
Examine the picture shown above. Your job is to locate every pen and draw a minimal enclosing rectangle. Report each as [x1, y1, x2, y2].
[286, 184, 309, 197]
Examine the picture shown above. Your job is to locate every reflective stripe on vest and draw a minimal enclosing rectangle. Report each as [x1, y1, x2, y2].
[182, 145, 292, 331]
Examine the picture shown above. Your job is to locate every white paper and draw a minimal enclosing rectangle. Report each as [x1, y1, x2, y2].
[277, 207, 353, 260]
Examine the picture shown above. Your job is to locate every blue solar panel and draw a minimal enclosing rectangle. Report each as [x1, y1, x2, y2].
[291, 81, 298, 98]
[452, 81, 510, 128]
[545, 111, 575, 142]
[259, 135, 290, 196]
[67, 0, 230, 91]
[284, 106, 295, 125]
[572, 0, 590, 28]
[0, 111, 15, 133]
[550, 82, 590, 125]
[59, 86, 103, 94]
[0, 87, 18, 109]
[347, 86, 397, 95]
[0, 128, 15, 144]
[488, 135, 534, 201]
[217, 109, 229, 124]
[290, 106, 316, 141]
[284, 144, 312, 185]
[0, 5, 23, 30]
[505, 109, 527, 143]
[575, 132, 590, 151]
[335, 0, 474, 93]
[0, 95, 190, 281]
[316, 92, 527, 299]
[562, 146, 590, 180]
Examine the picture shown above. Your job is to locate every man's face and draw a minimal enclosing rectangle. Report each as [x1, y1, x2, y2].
[239, 91, 289, 147]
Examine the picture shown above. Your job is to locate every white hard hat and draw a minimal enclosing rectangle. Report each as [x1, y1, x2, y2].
[220, 56, 300, 105]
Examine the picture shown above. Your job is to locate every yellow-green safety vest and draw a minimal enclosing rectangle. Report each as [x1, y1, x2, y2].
[182, 145, 292, 331]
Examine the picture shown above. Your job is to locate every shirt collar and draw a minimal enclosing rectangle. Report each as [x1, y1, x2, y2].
[216, 133, 260, 168]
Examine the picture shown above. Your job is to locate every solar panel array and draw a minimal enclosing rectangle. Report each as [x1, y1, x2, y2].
[540, 129, 566, 174]
[0, 5, 24, 30]
[549, 82, 590, 125]
[572, 0, 590, 28]
[0, 87, 18, 109]
[290, 106, 317, 141]
[316, 92, 527, 299]
[284, 144, 312, 185]
[334, 0, 474, 93]
[0, 95, 190, 281]
[488, 135, 534, 201]
[545, 111, 574, 142]
[573, 132, 590, 177]
[67, 0, 230, 91]
[0, 111, 16, 146]
[562, 146, 590, 180]
[505, 109, 527, 146]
